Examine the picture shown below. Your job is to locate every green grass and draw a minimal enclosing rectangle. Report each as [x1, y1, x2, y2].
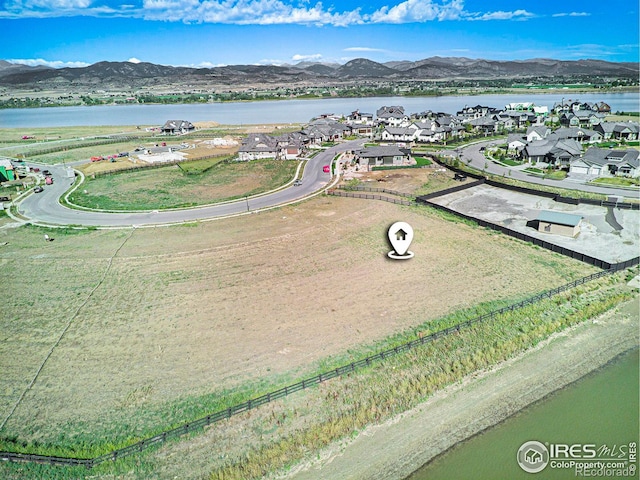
[67, 159, 298, 211]
[543, 169, 568, 180]
[591, 177, 640, 187]
[176, 155, 232, 175]
[0, 272, 626, 469]
[415, 156, 432, 166]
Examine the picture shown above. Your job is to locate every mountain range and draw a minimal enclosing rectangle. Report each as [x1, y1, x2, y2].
[1, 57, 637, 90]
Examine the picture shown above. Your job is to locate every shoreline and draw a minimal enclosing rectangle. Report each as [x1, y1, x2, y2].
[284, 296, 639, 480]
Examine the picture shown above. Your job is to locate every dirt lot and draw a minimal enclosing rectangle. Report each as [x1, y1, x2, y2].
[0, 193, 597, 448]
[430, 184, 640, 264]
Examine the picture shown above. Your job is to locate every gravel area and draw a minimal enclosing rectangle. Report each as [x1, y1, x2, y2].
[428, 184, 639, 264]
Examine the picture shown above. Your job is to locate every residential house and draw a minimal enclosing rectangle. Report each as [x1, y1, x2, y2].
[410, 121, 447, 143]
[526, 125, 551, 142]
[456, 105, 498, 120]
[345, 110, 375, 137]
[380, 127, 416, 143]
[161, 120, 195, 135]
[354, 146, 412, 169]
[560, 110, 605, 128]
[507, 134, 527, 153]
[554, 127, 602, 144]
[547, 139, 583, 169]
[237, 133, 280, 161]
[520, 137, 581, 167]
[466, 116, 497, 135]
[274, 131, 309, 159]
[376, 106, 409, 127]
[571, 147, 640, 178]
[612, 122, 640, 141]
[302, 119, 352, 145]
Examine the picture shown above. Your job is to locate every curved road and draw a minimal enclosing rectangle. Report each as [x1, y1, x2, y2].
[16, 140, 364, 228]
[452, 140, 640, 200]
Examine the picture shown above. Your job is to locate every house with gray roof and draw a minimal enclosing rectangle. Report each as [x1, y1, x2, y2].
[354, 146, 412, 169]
[303, 119, 352, 145]
[161, 120, 195, 135]
[526, 125, 551, 142]
[380, 127, 416, 142]
[466, 116, 497, 135]
[570, 147, 640, 178]
[376, 106, 409, 126]
[553, 127, 602, 144]
[238, 133, 280, 161]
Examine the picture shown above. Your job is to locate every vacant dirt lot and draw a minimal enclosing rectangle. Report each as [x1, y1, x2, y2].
[430, 184, 640, 264]
[0, 195, 596, 446]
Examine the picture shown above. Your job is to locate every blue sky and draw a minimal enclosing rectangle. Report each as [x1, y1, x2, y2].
[1, 0, 638, 68]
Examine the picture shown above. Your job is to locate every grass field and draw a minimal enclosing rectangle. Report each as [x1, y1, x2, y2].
[67, 158, 299, 210]
[0, 194, 601, 462]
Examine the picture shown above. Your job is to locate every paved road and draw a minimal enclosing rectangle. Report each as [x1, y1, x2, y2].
[16, 140, 364, 227]
[450, 140, 640, 200]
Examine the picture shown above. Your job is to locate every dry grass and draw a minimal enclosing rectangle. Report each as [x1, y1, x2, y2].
[0, 194, 598, 456]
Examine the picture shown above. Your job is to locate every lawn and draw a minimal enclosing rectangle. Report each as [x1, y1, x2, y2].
[591, 176, 640, 187]
[67, 158, 299, 210]
[0, 195, 600, 465]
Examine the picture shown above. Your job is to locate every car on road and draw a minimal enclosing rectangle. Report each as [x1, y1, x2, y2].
[33, 186, 44, 193]
[293, 179, 303, 186]
[323, 165, 330, 173]
[43, 170, 51, 176]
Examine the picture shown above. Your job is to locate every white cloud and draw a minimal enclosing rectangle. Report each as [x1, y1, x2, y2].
[552, 12, 590, 18]
[344, 47, 388, 53]
[468, 9, 535, 21]
[127, 57, 142, 63]
[291, 53, 323, 62]
[0, 0, 544, 25]
[7, 58, 91, 68]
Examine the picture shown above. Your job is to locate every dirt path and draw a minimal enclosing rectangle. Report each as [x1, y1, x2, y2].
[285, 297, 639, 480]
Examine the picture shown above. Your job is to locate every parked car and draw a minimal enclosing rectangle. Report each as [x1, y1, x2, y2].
[45, 177, 53, 185]
[0, 196, 10, 201]
[32, 167, 40, 173]
[42, 170, 51, 176]
[293, 179, 303, 186]
[33, 186, 44, 193]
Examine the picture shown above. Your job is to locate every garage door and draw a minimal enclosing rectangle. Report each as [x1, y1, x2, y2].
[571, 166, 588, 174]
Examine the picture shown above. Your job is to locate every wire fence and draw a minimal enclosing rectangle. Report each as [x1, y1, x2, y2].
[0, 266, 631, 468]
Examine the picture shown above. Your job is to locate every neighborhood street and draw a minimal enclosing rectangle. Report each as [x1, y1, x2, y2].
[452, 141, 640, 200]
[15, 140, 365, 227]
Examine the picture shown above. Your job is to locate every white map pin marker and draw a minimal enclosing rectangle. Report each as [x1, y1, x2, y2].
[388, 221, 414, 259]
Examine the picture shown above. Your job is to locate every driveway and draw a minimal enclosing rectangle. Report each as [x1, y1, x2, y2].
[16, 140, 364, 228]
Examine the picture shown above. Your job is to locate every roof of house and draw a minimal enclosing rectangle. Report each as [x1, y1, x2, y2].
[162, 120, 194, 131]
[238, 133, 279, 153]
[355, 146, 410, 158]
[383, 127, 415, 135]
[536, 210, 582, 227]
[582, 147, 639, 168]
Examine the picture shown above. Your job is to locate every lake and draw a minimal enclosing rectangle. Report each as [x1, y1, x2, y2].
[406, 348, 639, 480]
[0, 92, 638, 128]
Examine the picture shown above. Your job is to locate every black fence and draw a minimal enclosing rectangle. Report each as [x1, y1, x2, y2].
[17, 136, 141, 158]
[416, 195, 639, 270]
[328, 189, 416, 206]
[335, 185, 415, 198]
[0, 266, 632, 469]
